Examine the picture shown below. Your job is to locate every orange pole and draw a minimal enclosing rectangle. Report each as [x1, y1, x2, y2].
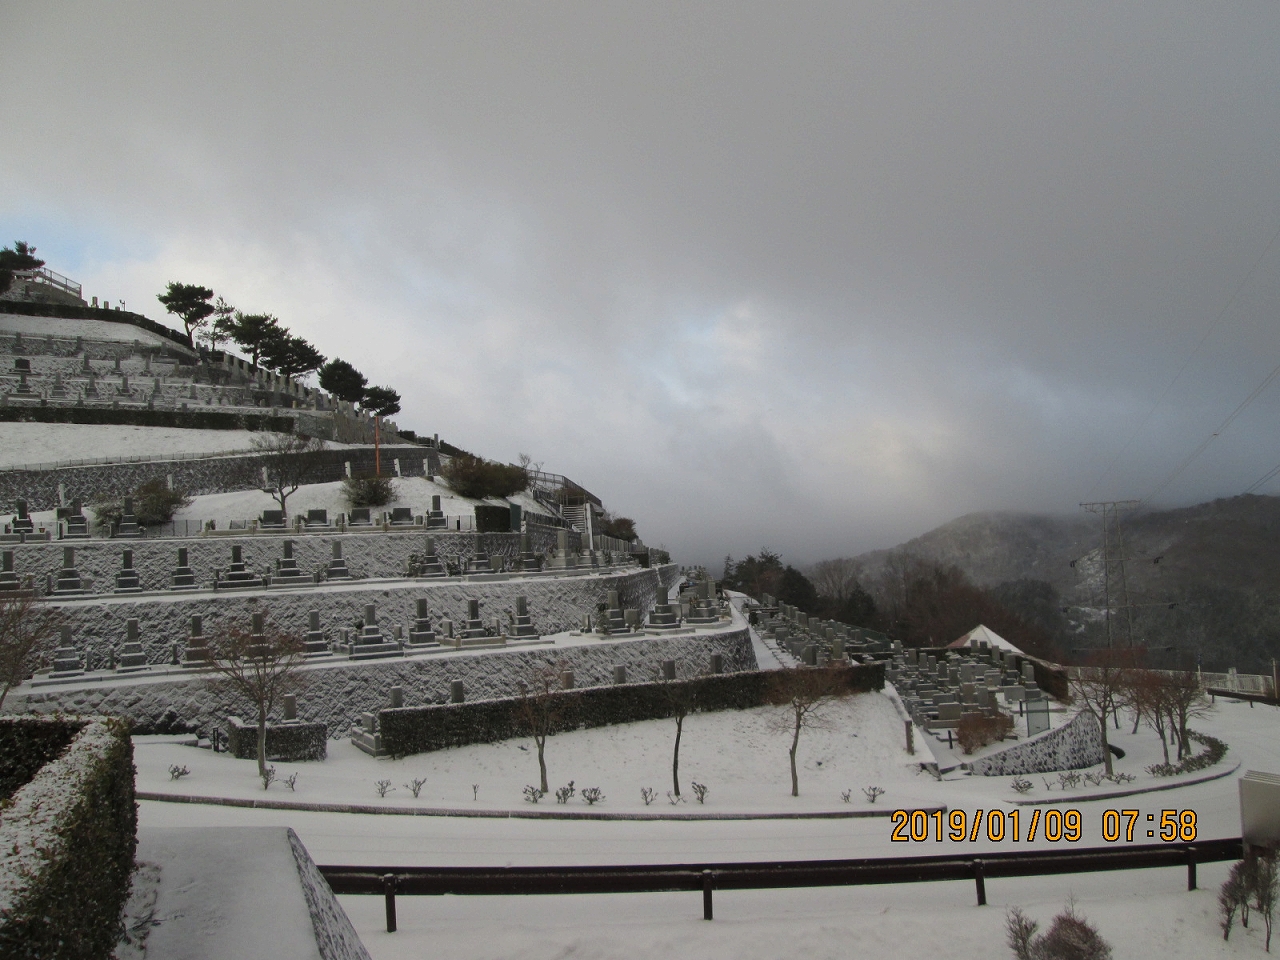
[375, 416, 382, 476]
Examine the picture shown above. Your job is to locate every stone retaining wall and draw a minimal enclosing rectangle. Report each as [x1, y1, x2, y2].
[0, 445, 436, 513]
[6, 621, 750, 738]
[9, 527, 578, 597]
[966, 709, 1105, 776]
[30, 562, 680, 671]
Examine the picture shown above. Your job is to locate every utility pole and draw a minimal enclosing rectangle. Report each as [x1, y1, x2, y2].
[1080, 501, 1141, 648]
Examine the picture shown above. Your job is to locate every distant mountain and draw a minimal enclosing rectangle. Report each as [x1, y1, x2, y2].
[853, 494, 1280, 670]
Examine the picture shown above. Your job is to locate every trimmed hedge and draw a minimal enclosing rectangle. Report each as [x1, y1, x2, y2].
[475, 504, 514, 533]
[225, 717, 328, 762]
[0, 405, 296, 433]
[0, 717, 136, 960]
[380, 664, 885, 758]
[0, 717, 81, 801]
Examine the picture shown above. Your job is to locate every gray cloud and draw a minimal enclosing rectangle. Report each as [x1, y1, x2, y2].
[4, 2, 1280, 568]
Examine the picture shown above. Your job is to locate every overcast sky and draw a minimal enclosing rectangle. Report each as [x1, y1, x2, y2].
[4, 3, 1280, 569]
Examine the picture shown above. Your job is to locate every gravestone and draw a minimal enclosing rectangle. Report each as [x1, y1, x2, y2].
[613, 665, 628, 684]
[116, 619, 150, 672]
[544, 528, 579, 570]
[450, 679, 465, 703]
[469, 545, 493, 574]
[51, 627, 84, 677]
[62, 500, 89, 540]
[347, 604, 400, 660]
[273, 540, 309, 584]
[305, 508, 330, 527]
[411, 538, 446, 578]
[1022, 662, 1036, 683]
[347, 507, 372, 526]
[216, 545, 264, 589]
[260, 509, 286, 529]
[0, 550, 20, 591]
[407, 599, 440, 647]
[11, 499, 33, 534]
[325, 540, 351, 579]
[53, 547, 85, 595]
[388, 507, 414, 526]
[457, 598, 489, 643]
[114, 549, 142, 593]
[302, 610, 332, 658]
[426, 494, 447, 530]
[184, 615, 211, 667]
[171, 547, 197, 589]
[509, 595, 539, 640]
[115, 498, 142, 538]
[517, 533, 540, 572]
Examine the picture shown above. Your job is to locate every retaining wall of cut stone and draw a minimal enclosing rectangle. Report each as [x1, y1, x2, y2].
[966, 709, 1105, 776]
[5, 621, 750, 738]
[7, 527, 581, 597]
[0, 445, 437, 513]
[30, 562, 681, 671]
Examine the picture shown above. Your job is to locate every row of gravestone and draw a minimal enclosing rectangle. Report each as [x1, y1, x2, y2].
[0, 533, 545, 596]
[38, 594, 550, 682]
[890, 646, 1051, 738]
[757, 601, 893, 666]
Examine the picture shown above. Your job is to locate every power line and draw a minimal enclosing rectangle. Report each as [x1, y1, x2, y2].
[1083, 218, 1280, 502]
[1143, 357, 1280, 503]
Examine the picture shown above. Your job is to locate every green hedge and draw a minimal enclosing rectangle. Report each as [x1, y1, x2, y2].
[0, 405, 296, 433]
[0, 717, 137, 960]
[474, 504, 514, 533]
[0, 717, 82, 801]
[225, 717, 328, 762]
[380, 664, 885, 758]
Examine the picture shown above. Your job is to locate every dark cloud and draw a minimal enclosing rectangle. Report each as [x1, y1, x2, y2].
[4, 2, 1280, 567]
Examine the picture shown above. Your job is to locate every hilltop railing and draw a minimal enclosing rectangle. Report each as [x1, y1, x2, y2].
[321, 837, 1243, 933]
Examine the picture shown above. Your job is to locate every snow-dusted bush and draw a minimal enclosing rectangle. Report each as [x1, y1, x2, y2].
[224, 716, 327, 763]
[957, 710, 1015, 755]
[0, 716, 136, 960]
[1146, 730, 1227, 777]
[1007, 902, 1112, 960]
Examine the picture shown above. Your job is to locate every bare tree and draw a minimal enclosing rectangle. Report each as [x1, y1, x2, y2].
[809, 557, 866, 602]
[207, 617, 306, 781]
[251, 431, 328, 518]
[767, 666, 849, 796]
[659, 674, 697, 798]
[0, 593, 61, 710]
[512, 662, 566, 795]
[1072, 650, 1139, 776]
[1164, 667, 1212, 761]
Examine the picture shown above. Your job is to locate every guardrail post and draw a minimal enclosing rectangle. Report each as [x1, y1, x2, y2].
[973, 859, 986, 906]
[383, 873, 398, 932]
[1187, 846, 1197, 891]
[703, 869, 714, 920]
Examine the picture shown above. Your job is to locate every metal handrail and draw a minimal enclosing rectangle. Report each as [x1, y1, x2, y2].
[321, 837, 1242, 931]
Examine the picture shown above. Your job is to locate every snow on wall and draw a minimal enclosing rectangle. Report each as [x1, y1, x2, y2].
[0, 445, 435, 512]
[11, 528, 573, 601]
[966, 709, 1105, 776]
[30, 562, 674, 672]
[7, 623, 752, 738]
[286, 828, 374, 960]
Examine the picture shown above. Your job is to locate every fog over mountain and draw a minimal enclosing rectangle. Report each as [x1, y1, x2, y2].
[5, 4, 1280, 568]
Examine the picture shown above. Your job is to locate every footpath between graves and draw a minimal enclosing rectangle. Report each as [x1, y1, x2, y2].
[135, 790, 946, 821]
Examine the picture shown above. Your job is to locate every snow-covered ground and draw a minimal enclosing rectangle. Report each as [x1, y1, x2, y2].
[134, 694, 1278, 959]
[0, 311, 175, 346]
[0, 423, 275, 469]
[161, 477, 551, 530]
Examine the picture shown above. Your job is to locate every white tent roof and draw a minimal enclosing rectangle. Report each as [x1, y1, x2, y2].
[947, 624, 1024, 656]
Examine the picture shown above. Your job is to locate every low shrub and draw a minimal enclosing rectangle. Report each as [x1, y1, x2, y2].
[475, 504, 514, 532]
[440, 453, 528, 500]
[957, 710, 1015, 755]
[341, 473, 396, 508]
[91, 478, 193, 530]
[1146, 730, 1227, 777]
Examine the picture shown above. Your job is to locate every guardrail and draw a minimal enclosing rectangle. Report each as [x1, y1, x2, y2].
[320, 837, 1243, 932]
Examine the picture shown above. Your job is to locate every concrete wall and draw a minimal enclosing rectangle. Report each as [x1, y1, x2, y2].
[30, 562, 679, 671]
[966, 709, 1105, 776]
[7, 619, 749, 738]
